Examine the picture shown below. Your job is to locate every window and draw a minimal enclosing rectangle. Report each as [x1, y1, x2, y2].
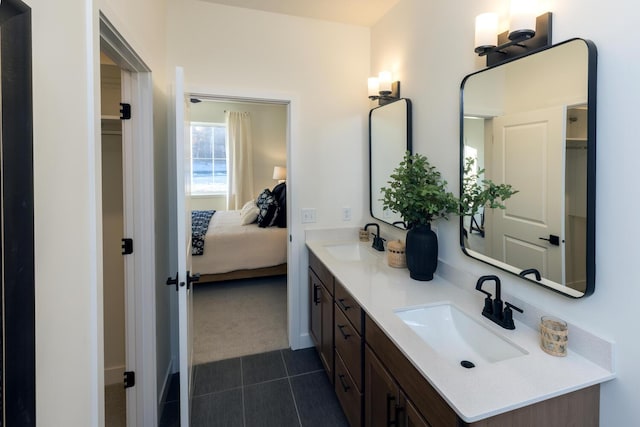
[190, 122, 227, 195]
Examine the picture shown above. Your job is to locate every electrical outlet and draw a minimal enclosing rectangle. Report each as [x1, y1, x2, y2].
[342, 207, 352, 221]
[301, 208, 316, 223]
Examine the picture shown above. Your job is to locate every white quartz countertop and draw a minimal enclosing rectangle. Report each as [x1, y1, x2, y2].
[306, 236, 615, 423]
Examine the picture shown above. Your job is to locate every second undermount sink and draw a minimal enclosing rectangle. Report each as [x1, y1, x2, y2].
[395, 303, 527, 366]
[324, 242, 379, 262]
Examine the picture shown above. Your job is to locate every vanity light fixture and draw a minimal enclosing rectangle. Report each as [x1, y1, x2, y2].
[474, 3, 552, 67]
[368, 71, 400, 106]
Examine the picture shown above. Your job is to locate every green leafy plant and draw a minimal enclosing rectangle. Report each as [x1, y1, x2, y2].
[380, 152, 458, 227]
[380, 153, 518, 228]
[459, 157, 518, 218]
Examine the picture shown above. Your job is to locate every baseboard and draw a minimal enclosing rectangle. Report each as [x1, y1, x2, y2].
[292, 332, 314, 350]
[105, 365, 125, 386]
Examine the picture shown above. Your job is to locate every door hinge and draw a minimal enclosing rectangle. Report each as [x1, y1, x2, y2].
[120, 103, 131, 120]
[124, 371, 135, 388]
[121, 238, 133, 255]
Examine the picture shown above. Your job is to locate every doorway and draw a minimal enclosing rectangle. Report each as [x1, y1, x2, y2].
[99, 13, 157, 426]
[100, 55, 127, 426]
[186, 96, 289, 365]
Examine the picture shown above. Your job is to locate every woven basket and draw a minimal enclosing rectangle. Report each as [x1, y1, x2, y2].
[540, 317, 568, 357]
[387, 240, 406, 268]
[359, 228, 370, 242]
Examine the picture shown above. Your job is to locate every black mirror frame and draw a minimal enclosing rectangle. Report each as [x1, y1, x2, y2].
[459, 38, 597, 298]
[369, 98, 412, 228]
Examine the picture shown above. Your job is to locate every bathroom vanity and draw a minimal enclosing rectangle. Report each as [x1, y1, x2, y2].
[307, 233, 614, 426]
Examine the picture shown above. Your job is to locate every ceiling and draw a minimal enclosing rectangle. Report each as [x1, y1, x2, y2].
[198, 0, 401, 27]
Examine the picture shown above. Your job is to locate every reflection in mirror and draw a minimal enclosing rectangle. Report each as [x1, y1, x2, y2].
[460, 38, 596, 298]
[370, 99, 412, 227]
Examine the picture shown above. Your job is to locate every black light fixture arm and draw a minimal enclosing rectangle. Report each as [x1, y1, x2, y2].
[369, 81, 401, 106]
[474, 32, 534, 56]
[477, 12, 552, 67]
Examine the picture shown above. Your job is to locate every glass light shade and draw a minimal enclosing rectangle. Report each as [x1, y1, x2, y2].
[368, 77, 380, 97]
[475, 13, 498, 48]
[509, 0, 536, 36]
[378, 71, 392, 92]
[272, 166, 286, 181]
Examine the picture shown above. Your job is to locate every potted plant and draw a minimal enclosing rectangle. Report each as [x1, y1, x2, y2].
[380, 152, 516, 281]
[459, 157, 518, 236]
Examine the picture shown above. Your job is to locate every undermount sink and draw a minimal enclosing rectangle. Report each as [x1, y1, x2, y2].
[394, 303, 527, 366]
[324, 242, 378, 262]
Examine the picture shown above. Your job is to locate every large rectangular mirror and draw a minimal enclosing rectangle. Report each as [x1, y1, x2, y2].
[460, 38, 597, 298]
[370, 98, 412, 227]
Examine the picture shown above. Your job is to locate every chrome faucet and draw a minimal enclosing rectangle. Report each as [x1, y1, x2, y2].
[364, 222, 385, 251]
[475, 275, 523, 330]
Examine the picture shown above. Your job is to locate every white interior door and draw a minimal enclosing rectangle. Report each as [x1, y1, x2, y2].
[173, 66, 194, 426]
[490, 106, 566, 283]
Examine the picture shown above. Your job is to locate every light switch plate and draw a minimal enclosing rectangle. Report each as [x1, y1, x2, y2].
[301, 208, 316, 223]
[342, 207, 352, 221]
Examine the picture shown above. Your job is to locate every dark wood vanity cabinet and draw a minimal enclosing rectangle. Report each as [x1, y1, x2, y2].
[309, 253, 600, 427]
[309, 251, 335, 383]
[334, 279, 364, 426]
[365, 313, 600, 427]
[364, 345, 429, 427]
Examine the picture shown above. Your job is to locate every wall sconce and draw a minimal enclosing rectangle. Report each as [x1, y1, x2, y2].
[474, 1, 552, 67]
[272, 166, 286, 184]
[368, 71, 400, 106]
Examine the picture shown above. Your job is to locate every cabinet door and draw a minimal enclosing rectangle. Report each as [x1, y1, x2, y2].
[309, 269, 322, 349]
[402, 393, 431, 427]
[321, 283, 334, 383]
[364, 345, 400, 427]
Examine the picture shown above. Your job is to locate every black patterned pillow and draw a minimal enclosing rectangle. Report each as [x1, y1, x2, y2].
[256, 189, 279, 227]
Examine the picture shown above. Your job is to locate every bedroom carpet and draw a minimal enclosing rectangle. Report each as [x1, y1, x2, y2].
[194, 275, 288, 365]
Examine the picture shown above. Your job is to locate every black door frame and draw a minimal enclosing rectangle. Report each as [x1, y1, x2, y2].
[0, 0, 35, 425]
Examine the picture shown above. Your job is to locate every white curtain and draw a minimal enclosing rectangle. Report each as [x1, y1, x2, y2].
[226, 111, 255, 210]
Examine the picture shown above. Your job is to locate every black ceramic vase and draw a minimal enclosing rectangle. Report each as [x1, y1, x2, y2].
[405, 223, 438, 281]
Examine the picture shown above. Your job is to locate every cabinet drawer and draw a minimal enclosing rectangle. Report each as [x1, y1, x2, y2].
[309, 251, 334, 295]
[335, 278, 363, 334]
[335, 351, 362, 427]
[335, 307, 362, 391]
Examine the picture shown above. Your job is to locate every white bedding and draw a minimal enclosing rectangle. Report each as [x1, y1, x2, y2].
[191, 210, 287, 275]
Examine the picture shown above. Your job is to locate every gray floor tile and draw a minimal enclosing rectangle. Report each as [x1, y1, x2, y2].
[282, 348, 323, 376]
[290, 372, 349, 427]
[244, 379, 300, 427]
[194, 358, 242, 396]
[191, 389, 244, 427]
[242, 350, 287, 385]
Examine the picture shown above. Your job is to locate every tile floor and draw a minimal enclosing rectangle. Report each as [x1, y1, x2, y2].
[159, 348, 348, 427]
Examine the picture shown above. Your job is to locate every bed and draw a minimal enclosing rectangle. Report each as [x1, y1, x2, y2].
[191, 208, 287, 283]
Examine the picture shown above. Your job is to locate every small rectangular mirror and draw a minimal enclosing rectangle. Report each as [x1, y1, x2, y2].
[370, 99, 412, 227]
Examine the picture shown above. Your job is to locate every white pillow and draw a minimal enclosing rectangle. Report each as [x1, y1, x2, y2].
[241, 200, 256, 214]
[240, 204, 260, 225]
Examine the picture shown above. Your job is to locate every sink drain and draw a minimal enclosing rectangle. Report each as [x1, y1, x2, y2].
[460, 360, 475, 369]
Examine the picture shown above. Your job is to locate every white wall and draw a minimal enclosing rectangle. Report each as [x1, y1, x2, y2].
[29, 0, 170, 425]
[167, 0, 370, 348]
[371, 0, 639, 425]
